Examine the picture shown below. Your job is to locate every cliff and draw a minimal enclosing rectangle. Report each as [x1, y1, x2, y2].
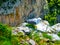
[0, 0, 48, 26]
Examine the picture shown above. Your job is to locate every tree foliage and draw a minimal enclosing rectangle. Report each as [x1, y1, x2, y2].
[0, 23, 12, 45]
[45, 0, 60, 25]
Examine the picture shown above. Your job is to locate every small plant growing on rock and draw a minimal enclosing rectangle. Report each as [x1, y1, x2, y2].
[57, 32, 60, 37]
[26, 23, 36, 30]
[42, 33, 52, 40]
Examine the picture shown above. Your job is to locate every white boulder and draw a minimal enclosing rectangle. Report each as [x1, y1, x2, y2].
[29, 39, 36, 45]
[35, 20, 50, 32]
[26, 18, 41, 24]
[48, 33, 60, 41]
[21, 23, 28, 26]
[52, 23, 60, 32]
[12, 26, 31, 35]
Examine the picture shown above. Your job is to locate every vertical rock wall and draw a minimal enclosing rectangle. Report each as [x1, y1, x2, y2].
[0, 0, 48, 26]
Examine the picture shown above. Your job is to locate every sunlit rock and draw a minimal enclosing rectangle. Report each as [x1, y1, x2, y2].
[48, 33, 60, 41]
[26, 17, 52, 32]
[12, 31, 17, 35]
[52, 23, 60, 32]
[12, 26, 31, 35]
[35, 20, 50, 32]
[43, 20, 49, 25]
[36, 22, 47, 32]
[21, 23, 28, 26]
[29, 39, 36, 45]
[17, 26, 31, 32]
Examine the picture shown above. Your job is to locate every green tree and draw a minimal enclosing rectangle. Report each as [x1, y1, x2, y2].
[45, 0, 60, 25]
[0, 23, 12, 45]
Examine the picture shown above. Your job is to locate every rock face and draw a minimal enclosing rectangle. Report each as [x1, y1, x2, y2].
[0, 0, 48, 26]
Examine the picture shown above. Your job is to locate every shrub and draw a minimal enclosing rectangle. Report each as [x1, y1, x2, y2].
[26, 23, 36, 30]
[45, 14, 57, 26]
[0, 23, 12, 45]
[32, 32, 41, 42]
[57, 32, 60, 37]
[0, 23, 11, 40]
[42, 33, 52, 40]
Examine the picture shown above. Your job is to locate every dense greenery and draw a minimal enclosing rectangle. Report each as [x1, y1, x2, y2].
[26, 23, 36, 30]
[57, 32, 60, 37]
[45, 0, 60, 25]
[0, 23, 11, 45]
[47, 0, 60, 14]
[42, 33, 52, 40]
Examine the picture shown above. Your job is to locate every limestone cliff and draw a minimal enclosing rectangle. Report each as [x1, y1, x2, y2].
[0, 0, 48, 26]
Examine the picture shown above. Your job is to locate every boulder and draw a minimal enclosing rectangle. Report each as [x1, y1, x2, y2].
[35, 20, 50, 32]
[52, 23, 60, 32]
[26, 18, 41, 24]
[29, 39, 36, 45]
[48, 34, 60, 41]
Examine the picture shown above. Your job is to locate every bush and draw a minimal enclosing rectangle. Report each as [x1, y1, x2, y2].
[42, 33, 52, 40]
[32, 32, 41, 42]
[0, 23, 12, 45]
[26, 23, 36, 30]
[57, 32, 60, 37]
[45, 14, 57, 26]
[0, 23, 11, 40]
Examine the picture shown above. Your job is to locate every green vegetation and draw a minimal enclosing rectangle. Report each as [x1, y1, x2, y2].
[42, 33, 52, 40]
[26, 23, 36, 30]
[0, 23, 11, 45]
[32, 32, 41, 43]
[57, 32, 60, 37]
[45, 13, 57, 25]
[44, 0, 60, 25]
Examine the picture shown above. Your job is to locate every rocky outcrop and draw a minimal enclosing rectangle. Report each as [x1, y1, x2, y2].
[12, 17, 60, 41]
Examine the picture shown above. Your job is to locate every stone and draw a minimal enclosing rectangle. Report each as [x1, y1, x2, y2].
[52, 23, 60, 32]
[48, 33, 60, 41]
[26, 18, 42, 24]
[21, 23, 28, 26]
[29, 39, 36, 45]
[12, 26, 31, 35]
[35, 20, 50, 32]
